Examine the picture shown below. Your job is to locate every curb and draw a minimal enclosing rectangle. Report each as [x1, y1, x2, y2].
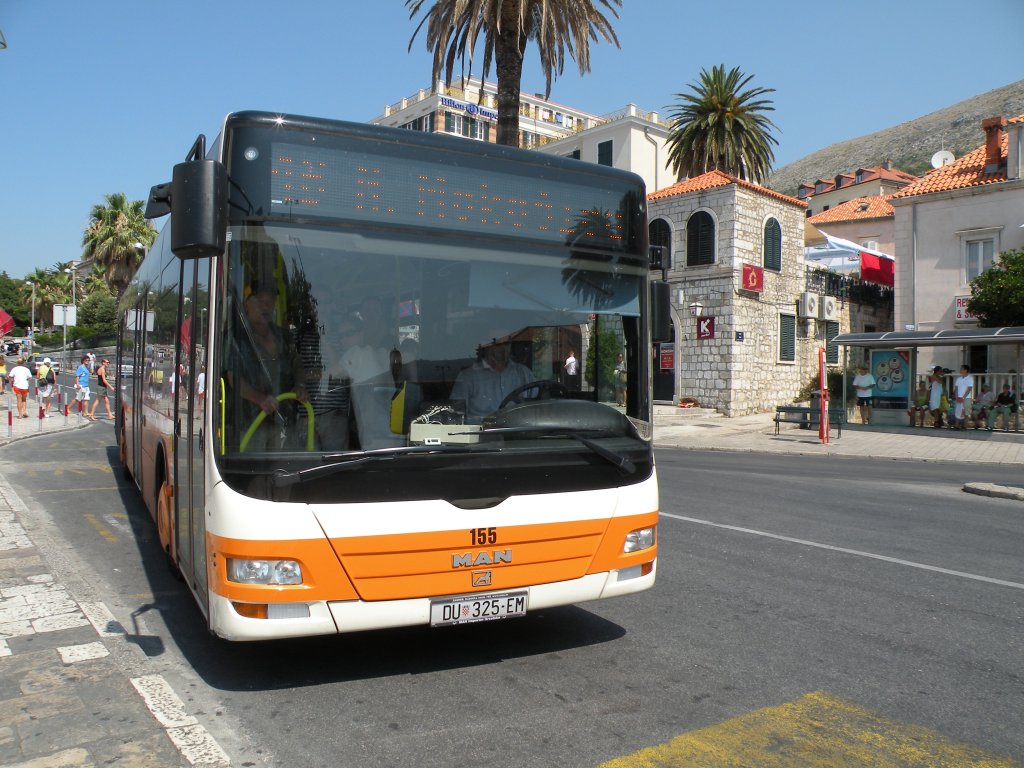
[963, 482, 1024, 502]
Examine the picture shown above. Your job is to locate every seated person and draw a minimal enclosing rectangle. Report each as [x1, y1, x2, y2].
[909, 381, 929, 427]
[450, 336, 535, 424]
[972, 384, 997, 429]
[988, 383, 1017, 432]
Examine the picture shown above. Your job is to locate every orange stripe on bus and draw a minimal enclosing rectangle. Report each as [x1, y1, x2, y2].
[208, 511, 657, 604]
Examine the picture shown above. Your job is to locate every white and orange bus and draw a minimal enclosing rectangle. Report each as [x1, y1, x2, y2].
[118, 111, 661, 640]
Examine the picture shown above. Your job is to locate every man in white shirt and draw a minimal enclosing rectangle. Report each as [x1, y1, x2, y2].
[952, 365, 974, 430]
[851, 363, 876, 425]
[9, 358, 32, 419]
[563, 349, 579, 391]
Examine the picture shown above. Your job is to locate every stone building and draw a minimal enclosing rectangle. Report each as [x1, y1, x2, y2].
[649, 171, 893, 416]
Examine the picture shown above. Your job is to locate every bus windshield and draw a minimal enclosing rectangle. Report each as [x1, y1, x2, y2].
[215, 221, 651, 503]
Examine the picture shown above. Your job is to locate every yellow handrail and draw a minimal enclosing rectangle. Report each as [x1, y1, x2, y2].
[239, 392, 314, 452]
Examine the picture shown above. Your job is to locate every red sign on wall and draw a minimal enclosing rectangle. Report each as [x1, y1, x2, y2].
[659, 344, 674, 370]
[741, 263, 764, 293]
[697, 316, 715, 340]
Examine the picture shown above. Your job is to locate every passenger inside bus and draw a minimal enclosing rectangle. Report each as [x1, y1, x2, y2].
[450, 333, 536, 424]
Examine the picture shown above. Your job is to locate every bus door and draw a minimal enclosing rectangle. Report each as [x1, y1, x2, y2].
[130, 302, 149, 483]
[173, 258, 210, 607]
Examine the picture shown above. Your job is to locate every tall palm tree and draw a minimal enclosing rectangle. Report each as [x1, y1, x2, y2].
[407, 0, 621, 146]
[666, 64, 779, 184]
[81, 192, 156, 299]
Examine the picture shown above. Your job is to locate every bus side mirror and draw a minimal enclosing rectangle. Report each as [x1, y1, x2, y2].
[169, 159, 229, 260]
[651, 280, 672, 342]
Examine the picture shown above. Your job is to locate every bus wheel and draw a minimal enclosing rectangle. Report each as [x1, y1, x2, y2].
[156, 480, 181, 579]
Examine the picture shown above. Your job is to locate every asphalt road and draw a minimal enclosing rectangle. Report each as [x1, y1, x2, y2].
[4, 428, 1022, 767]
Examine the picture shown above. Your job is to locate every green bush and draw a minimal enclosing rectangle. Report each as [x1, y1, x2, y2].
[795, 365, 857, 403]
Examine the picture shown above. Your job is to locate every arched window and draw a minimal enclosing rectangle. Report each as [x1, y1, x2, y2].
[686, 211, 715, 266]
[763, 217, 782, 271]
[649, 219, 671, 270]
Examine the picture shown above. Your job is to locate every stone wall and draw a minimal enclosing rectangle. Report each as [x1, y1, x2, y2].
[650, 179, 893, 417]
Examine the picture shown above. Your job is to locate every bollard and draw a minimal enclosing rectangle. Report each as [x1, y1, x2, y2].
[7, 409, 11, 438]
[37, 405, 43, 432]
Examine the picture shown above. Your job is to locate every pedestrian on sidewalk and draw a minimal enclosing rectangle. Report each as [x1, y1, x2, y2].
[928, 366, 946, 428]
[0, 356, 7, 395]
[952, 365, 974, 430]
[910, 380, 929, 426]
[75, 354, 93, 419]
[9, 358, 31, 418]
[989, 382, 1016, 432]
[35, 357, 56, 415]
[88, 358, 114, 419]
[852, 363, 876, 425]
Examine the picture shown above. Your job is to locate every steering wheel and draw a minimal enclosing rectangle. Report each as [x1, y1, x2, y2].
[499, 379, 569, 410]
[240, 392, 315, 453]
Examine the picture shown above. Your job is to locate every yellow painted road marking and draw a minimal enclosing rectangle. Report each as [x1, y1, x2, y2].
[84, 512, 118, 544]
[598, 691, 1018, 768]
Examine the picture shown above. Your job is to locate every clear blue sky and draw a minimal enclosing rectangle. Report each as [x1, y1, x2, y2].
[2, 0, 1021, 280]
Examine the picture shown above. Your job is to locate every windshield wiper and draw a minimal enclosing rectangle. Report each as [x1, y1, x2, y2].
[273, 444, 502, 487]
[478, 427, 637, 473]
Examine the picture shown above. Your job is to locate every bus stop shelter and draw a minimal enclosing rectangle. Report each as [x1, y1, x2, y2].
[830, 326, 1024, 425]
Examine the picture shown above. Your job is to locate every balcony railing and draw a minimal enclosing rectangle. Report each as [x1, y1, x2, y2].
[805, 267, 893, 309]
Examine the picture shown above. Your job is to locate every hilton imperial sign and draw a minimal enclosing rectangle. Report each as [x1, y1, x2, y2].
[440, 96, 498, 121]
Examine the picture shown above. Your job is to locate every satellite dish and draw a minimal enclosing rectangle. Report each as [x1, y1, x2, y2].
[931, 150, 955, 168]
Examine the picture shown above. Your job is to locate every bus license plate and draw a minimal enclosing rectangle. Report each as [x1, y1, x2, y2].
[430, 592, 527, 627]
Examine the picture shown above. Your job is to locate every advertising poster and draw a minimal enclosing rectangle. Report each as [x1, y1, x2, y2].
[869, 350, 911, 411]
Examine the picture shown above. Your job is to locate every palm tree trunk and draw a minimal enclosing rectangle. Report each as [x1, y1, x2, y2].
[494, 10, 527, 147]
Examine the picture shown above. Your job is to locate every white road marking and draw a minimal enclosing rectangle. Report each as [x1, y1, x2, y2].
[58, 641, 109, 663]
[131, 674, 231, 766]
[661, 512, 1024, 590]
[79, 600, 125, 636]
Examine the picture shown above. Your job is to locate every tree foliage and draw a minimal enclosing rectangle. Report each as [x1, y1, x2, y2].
[967, 248, 1024, 327]
[81, 192, 155, 299]
[666, 64, 779, 184]
[407, 0, 621, 146]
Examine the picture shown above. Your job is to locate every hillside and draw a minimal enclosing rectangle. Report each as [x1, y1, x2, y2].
[767, 80, 1024, 197]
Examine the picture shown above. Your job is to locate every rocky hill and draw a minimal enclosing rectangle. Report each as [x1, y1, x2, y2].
[767, 80, 1024, 197]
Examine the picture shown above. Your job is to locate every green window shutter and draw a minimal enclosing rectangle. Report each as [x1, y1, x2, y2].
[444, 112, 454, 133]
[825, 321, 840, 364]
[597, 140, 613, 166]
[779, 314, 796, 362]
[687, 211, 715, 266]
[764, 218, 782, 271]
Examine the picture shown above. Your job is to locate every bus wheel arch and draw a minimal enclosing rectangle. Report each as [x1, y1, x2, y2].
[153, 445, 178, 572]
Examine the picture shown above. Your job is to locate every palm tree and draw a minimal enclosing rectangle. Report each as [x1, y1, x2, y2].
[81, 192, 156, 298]
[407, 0, 621, 146]
[666, 64, 779, 184]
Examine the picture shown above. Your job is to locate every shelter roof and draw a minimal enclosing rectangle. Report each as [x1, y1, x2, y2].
[832, 327, 1024, 348]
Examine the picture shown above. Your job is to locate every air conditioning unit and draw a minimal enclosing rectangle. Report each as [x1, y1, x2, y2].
[798, 292, 819, 318]
[819, 295, 840, 321]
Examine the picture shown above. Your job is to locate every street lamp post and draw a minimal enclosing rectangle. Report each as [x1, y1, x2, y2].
[61, 263, 80, 377]
[26, 282, 34, 357]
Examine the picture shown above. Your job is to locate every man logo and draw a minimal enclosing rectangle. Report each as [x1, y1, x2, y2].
[452, 550, 512, 568]
[472, 571, 492, 587]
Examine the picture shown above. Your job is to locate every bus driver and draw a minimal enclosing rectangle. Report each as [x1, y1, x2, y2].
[450, 334, 534, 424]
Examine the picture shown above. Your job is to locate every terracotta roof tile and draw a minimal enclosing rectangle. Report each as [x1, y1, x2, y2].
[807, 195, 894, 224]
[891, 114, 1024, 199]
[649, 169, 806, 208]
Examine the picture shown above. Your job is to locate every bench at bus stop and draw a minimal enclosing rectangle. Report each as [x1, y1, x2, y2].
[774, 405, 846, 437]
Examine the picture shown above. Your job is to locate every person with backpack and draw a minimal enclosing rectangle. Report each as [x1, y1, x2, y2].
[9, 357, 31, 418]
[88, 358, 114, 420]
[35, 357, 57, 415]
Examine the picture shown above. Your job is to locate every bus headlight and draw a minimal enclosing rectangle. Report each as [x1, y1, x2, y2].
[228, 558, 303, 585]
[623, 526, 656, 553]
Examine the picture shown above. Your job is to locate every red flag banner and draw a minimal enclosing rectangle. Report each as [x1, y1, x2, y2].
[859, 252, 894, 286]
[0, 308, 14, 335]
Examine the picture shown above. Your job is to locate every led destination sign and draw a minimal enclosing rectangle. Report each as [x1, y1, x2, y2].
[268, 141, 636, 251]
